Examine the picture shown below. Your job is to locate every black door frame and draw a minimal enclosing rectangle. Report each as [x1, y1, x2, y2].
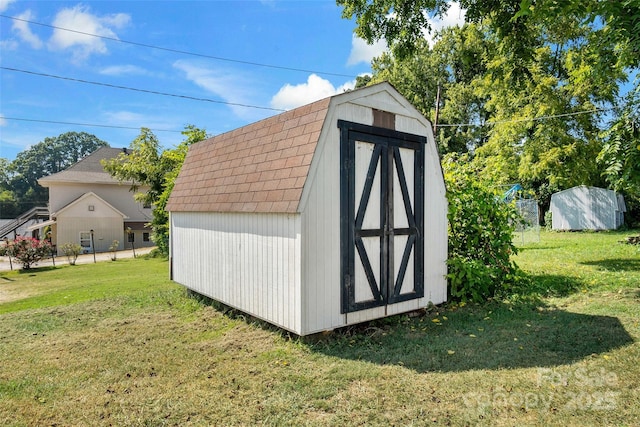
[339, 120, 426, 314]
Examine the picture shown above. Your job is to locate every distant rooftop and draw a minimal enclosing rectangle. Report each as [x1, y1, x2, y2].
[39, 147, 131, 186]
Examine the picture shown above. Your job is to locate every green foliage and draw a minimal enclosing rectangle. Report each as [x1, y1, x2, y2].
[366, 25, 491, 154]
[597, 82, 640, 225]
[338, 0, 640, 68]
[59, 243, 82, 266]
[338, 0, 450, 59]
[443, 154, 522, 302]
[544, 210, 553, 231]
[1, 237, 53, 270]
[102, 128, 163, 206]
[0, 188, 19, 219]
[598, 83, 640, 198]
[340, 0, 636, 210]
[103, 125, 208, 256]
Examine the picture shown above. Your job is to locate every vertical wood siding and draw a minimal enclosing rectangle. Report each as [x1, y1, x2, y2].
[300, 96, 447, 334]
[171, 211, 302, 334]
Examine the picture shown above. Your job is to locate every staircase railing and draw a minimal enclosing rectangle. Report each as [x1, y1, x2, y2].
[0, 206, 50, 239]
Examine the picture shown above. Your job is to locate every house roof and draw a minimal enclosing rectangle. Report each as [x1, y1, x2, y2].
[167, 96, 332, 213]
[39, 147, 131, 186]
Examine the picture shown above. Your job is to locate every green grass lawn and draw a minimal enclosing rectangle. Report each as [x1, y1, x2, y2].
[1, 231, 638, 426]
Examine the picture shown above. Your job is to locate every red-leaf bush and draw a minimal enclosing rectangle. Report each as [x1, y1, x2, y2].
[0, 237, 53, 270]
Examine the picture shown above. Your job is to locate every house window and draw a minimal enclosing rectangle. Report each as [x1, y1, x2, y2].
[143, 202, 151, 209]
[80, 232, 91, 251]
[143, 232, 150, 242]
[128, 232, 135, 243]
[88, 205, 95, 211]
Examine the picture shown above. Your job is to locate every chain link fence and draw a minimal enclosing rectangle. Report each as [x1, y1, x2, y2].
[514, 198, 540, 245]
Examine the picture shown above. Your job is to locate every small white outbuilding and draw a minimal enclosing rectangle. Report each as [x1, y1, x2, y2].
[166, 82, 448, 335]
[550, 185, 626, 231]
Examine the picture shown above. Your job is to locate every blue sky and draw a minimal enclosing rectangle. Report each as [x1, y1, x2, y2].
[0, 0, 374, 160]
[0, 0, 466, 161]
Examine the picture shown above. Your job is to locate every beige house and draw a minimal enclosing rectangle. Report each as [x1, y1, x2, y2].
[37, 147, 154, 254]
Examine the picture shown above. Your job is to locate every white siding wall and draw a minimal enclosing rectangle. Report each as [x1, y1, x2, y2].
[56, 217, 124, 253]
[299, 94, 447, 335]
[171, 212, 303, 334]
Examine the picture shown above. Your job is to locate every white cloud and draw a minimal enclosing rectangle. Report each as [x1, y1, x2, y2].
[99, 12, 130, 28]
[0, 0, 16, 13]
[270, 74, 356, 111]
[99, 65, 149, 76]
[12, 10, 43, 49]
[48, 5, 130, 61]
[347, 35, 388, 66]
[424, 2, 466, 46]
[0, 39, 19, 50]
[103, 110, 147, 123]
[0, 113, 6, 126]
[173, 60, 263, 118]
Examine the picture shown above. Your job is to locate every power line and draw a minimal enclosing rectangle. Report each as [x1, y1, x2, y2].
[437, 108, 613, 128]
[1, 66, 286, 112]
[0, 14, 358, 79]
[3, 116, 184, 133]
[7, 105, 612, 134]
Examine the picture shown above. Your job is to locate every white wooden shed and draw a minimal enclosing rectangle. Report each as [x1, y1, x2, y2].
[550, 185, 626, 231]
[166, 82, 448, 335]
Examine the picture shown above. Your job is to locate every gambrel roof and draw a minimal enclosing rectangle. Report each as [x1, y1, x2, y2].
[167, 97, 331, 213]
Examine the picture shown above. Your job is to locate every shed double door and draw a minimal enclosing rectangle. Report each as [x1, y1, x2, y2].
[339, 120, 425, 314]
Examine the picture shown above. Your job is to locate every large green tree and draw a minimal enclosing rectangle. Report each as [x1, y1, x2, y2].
[103, 125, 207, 255]
[1, 132, 108, 217]
[342, 1, 635, 209]
[338, 0, 640, 68]
[365, 24, 491, 154]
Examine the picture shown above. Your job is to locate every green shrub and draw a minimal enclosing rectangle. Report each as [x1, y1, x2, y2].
[544, 210, 553, 231]
[1, 237, 53, 270]
[443, 154, 523, 302]
[60, 242, 82, 266]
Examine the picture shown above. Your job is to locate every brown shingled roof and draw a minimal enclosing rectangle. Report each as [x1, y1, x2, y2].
[167, 96, 331, 213]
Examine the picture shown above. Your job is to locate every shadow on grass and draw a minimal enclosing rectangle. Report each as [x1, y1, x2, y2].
[509, 273, 582, 298]
[17, 266, 59, 274]
[187, 285, 634, 373]
[581, 258, 640, 272]
[310, 300, 634, 373]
